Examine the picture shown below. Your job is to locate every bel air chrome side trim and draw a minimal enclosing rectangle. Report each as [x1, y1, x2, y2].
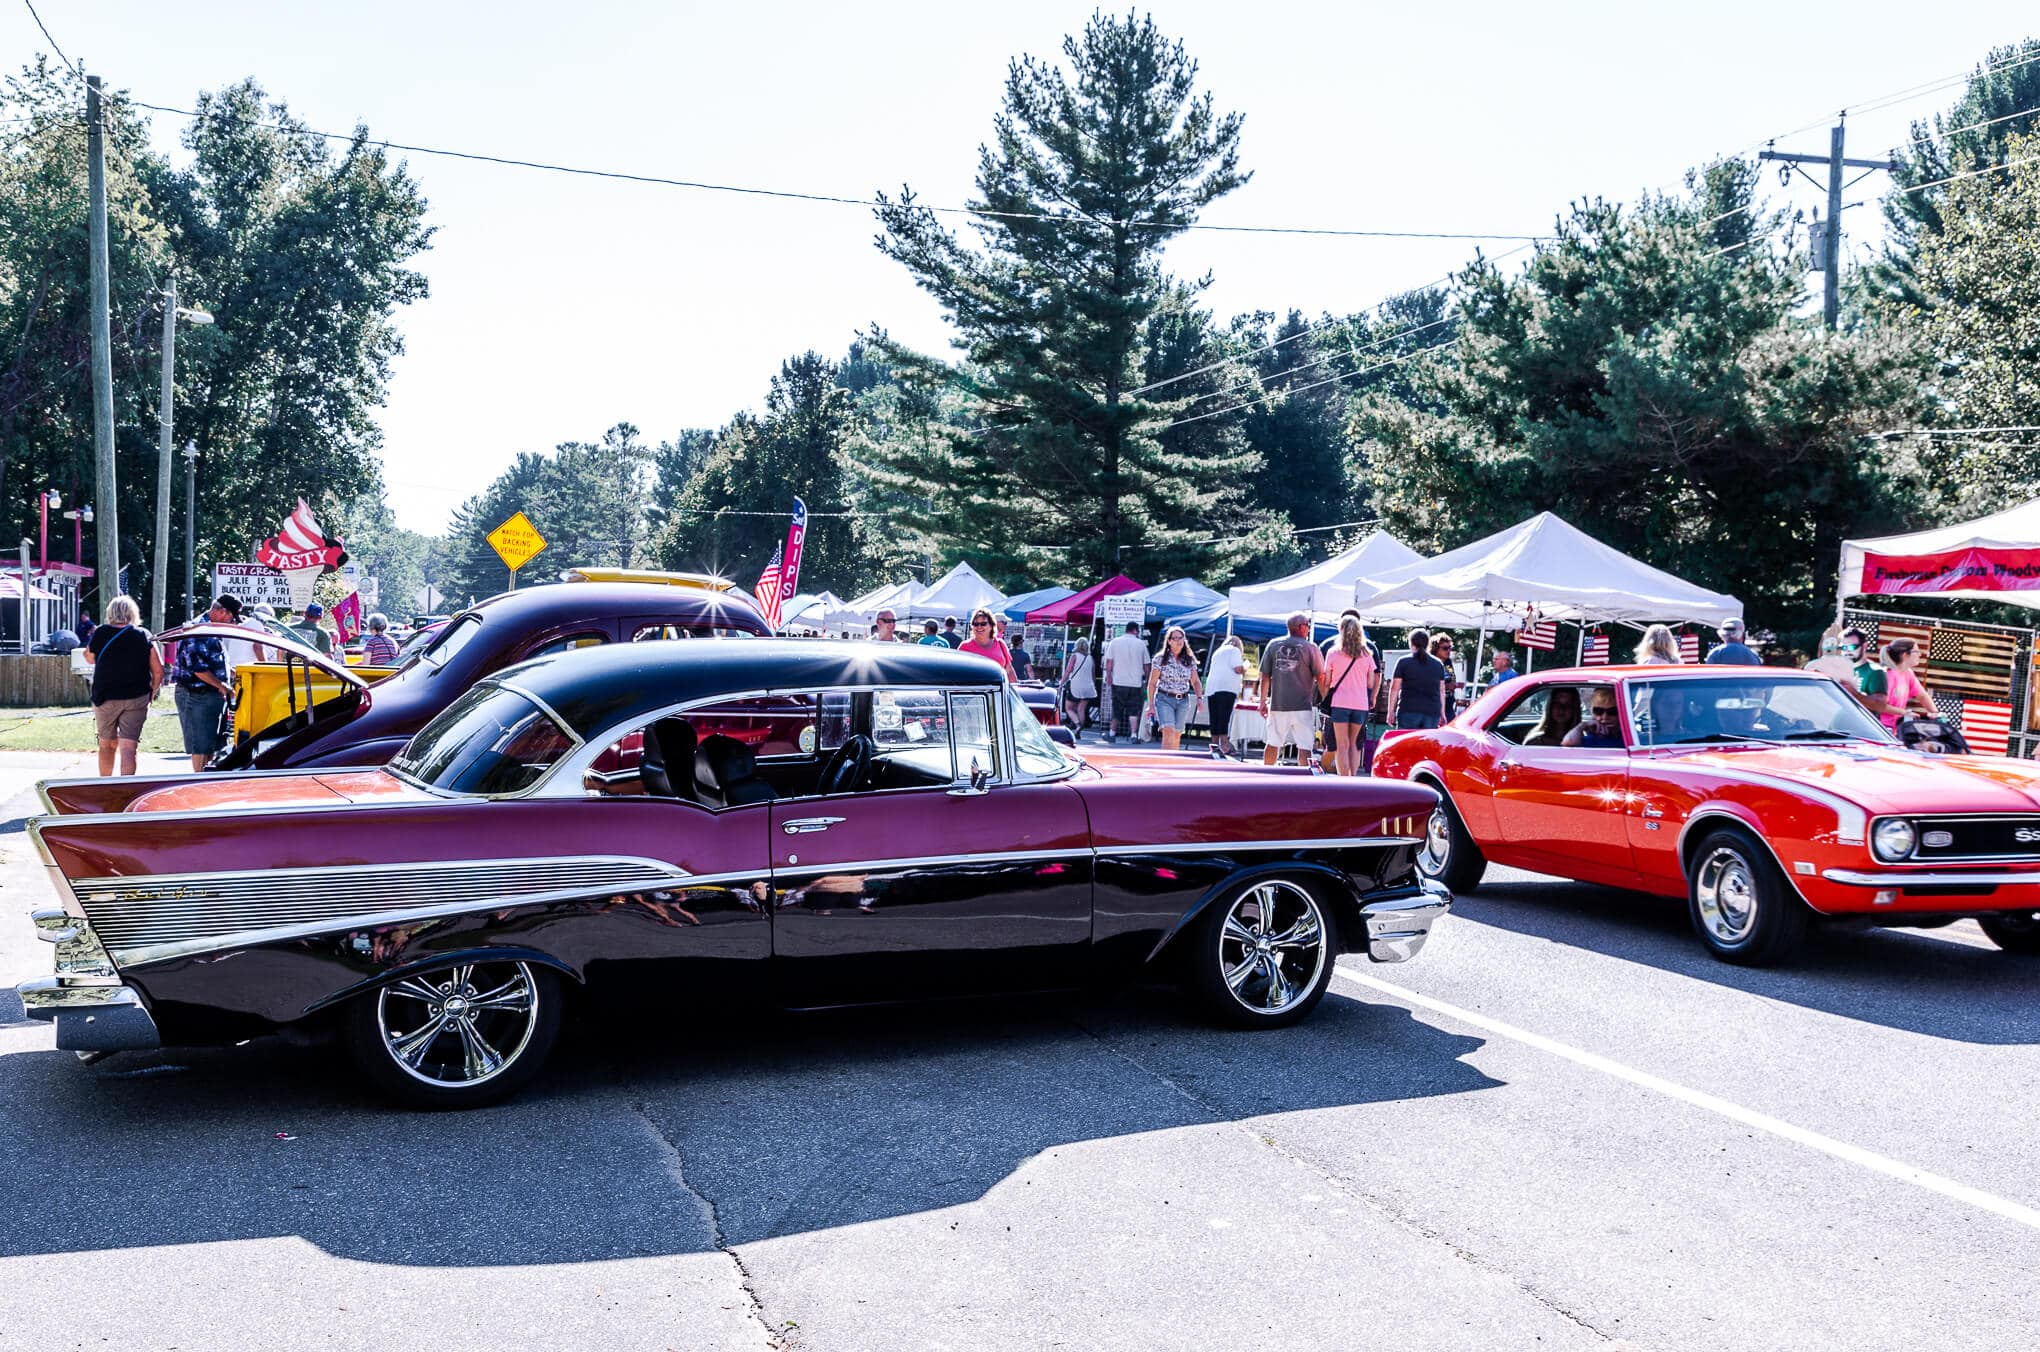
[1101, 837, 1424, 856]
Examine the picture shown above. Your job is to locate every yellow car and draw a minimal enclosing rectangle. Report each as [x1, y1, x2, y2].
[559, 567, 736, 591]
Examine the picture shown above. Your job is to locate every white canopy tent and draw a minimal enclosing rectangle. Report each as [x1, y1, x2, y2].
[899, 561, 1006, 622]
[842, 580, 921, 620]
[1356, 512, 1744, 633]
[1229, 531, 1423, 624]
[1839, 497, 2040, 613]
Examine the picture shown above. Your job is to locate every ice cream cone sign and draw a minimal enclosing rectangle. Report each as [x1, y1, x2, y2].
[255, 499, 347, 611]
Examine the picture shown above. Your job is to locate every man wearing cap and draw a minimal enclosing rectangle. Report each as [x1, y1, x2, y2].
[173, 597, 240, 769]
[290, 601, 335, 655]
[1705, 619, 1761, 666]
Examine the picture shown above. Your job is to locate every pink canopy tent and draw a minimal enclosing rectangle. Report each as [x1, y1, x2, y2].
[1026, 574, 1143, 624]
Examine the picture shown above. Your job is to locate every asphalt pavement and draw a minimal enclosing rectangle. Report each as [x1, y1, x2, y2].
[3, 748, 2037, 1351]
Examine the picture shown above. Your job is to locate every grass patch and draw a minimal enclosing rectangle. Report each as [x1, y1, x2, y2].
[0, 693, 186, 754]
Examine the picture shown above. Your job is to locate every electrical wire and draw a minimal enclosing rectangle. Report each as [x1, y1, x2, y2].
[122, 97, 1538, 243]
[22, 1, 78, 79]
[1161, 335, 1460, 429]
[1902, 100, 2040, 149]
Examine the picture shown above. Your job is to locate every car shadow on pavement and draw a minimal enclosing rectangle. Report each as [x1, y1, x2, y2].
[0, 987, 1491, 1266]
[1454, 877, 2040, 1044]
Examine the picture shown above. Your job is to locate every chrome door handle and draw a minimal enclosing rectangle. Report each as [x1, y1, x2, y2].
[782, 816, 845, 835]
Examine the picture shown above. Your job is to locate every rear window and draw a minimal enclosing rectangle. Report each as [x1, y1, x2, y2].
[391, 683, 578, 795]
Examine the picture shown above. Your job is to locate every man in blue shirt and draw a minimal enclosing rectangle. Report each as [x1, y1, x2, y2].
[1705, 618, 1761, 666]
[173, 597, 237, 770]
[1488, 650, 1521, 685]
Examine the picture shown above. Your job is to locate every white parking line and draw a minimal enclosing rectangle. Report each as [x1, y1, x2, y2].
[1335, 968, 2040, 1233]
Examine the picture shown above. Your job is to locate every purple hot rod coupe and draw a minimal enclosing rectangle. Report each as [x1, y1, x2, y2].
[20, 641, 1449, 1107]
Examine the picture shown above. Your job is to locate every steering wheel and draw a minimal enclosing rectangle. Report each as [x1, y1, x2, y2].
[818, 734, 875, 795]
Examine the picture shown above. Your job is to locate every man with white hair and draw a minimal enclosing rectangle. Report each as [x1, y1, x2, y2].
[1258, 612, 1324, 766]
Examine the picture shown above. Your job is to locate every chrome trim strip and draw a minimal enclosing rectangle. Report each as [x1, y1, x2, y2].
[1821, 868, 2040, 887]
[773, 847, 1096, 877]
[1099, 836, 1424, 856]
[69, 853, 685, 895]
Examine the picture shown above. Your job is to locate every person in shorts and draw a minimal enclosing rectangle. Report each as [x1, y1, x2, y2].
[84, 594, 162, 777]
[1387, 629, 1449, 730]
[1143, 625, 1205, 751]
[1258, 612, 1325, 765]
[1321, 615, 1378, 776]
[173, 598, 238, 770]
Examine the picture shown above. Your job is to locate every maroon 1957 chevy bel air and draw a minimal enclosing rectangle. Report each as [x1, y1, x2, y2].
[19, 642, 1449, 1107]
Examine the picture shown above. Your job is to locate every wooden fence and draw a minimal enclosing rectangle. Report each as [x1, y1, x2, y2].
[0, 655, 90, 707]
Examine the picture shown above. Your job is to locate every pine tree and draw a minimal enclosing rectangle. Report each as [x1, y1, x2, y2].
[862, 13, 1257, 585]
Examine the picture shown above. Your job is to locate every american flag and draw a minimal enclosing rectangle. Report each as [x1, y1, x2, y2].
[1678, 632, 1701, 663]
[756, 543, 786, 628]
[1960, 699, 2014, 756]
[1518, 620, 1558, 651]
[1581, 634, 1610, 665]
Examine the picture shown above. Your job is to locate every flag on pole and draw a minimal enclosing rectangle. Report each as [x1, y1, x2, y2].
[756, 543, 786, 628]
[1518, 620, 1557, 651]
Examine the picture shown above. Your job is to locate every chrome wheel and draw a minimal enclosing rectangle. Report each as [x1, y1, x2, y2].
[1694, 846, 1758, 944]
[1418, 805, 1452, 878]
[377, 961, 540, 1088]
[1216, 880, 1327, 1016]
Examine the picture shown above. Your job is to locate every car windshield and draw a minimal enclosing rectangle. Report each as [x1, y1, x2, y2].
[1629, 676, 1892, 748]
[391, 682, 577, 794]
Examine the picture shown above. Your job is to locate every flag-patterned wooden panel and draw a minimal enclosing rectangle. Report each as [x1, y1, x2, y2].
[1518, 620, 1557, 651]
[1678, 632, 1701, 663]
[1961, 700, 2014, 756]
[1868, 618, 2017, 700]
[1581, 635, 1609, 665]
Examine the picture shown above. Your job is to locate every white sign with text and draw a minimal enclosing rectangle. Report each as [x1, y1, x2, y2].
[213, 562, 294, 612]
[1097, 594, 1147, 628]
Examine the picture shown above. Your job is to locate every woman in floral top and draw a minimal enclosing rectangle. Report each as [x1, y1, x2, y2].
[1143, 626, 1205, 752]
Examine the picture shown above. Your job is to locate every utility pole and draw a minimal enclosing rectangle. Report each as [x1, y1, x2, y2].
[1759, 120, 1895, 329]
[151, 283, 211, 631]
[182, 441, 197, 621]
[152, 277, 175, 631]
[86, 75, 118, 605]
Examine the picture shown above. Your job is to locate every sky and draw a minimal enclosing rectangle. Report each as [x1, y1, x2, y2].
[7, 1, 2036, 534]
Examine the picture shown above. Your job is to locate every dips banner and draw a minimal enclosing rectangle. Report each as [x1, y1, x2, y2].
[1856, 547, 2040, 597]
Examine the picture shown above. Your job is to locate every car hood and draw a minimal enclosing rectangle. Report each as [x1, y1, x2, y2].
[1656, 742, 2040, 815]
[1076, 749, 1313, 779]
[157, 621, 366, 688]
[126, 770, 433, 813]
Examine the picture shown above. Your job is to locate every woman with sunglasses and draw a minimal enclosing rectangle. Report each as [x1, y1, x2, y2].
[1143, 626, 1205, 751]
[956, 607, 1015, 677]
[1563, 691, 1626, 747]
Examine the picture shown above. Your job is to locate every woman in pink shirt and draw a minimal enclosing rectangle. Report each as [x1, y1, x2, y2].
[1880, 638, 1934, 733]
[956, 607, 1014, 677]
[1321, 615, 1379, 776]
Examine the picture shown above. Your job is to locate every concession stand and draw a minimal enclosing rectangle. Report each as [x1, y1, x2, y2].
[1838, 498, 2040, 759]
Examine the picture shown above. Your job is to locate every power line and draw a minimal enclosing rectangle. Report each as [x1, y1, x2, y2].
[1903, 100, 2040, 149]
[22, 1, 78, 78]
[1867, 425, 2040, 437]
[1162, 335, 1460, 429]
[123, 96, 1538, 242]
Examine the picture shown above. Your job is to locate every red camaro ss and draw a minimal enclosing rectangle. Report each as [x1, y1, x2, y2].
[1372, 664, 2040, 965]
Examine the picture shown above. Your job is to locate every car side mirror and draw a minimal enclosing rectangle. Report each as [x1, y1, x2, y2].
[1047, 725, 1076, 747]
[950, 758, 992, 796]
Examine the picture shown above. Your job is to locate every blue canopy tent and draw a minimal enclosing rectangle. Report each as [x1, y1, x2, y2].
[1174, 600, 1290, 643]
[1000, 585, 1075, 622]
[1130, 577, 1225, 624]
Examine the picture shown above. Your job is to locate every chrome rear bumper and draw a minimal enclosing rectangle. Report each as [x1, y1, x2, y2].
[17, 976, 162, 1052]
[1360, 879, 1451, 963]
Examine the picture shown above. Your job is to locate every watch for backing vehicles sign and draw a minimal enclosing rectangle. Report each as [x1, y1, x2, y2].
[487, 511, 548, 575]
[213, 562, 295, 612]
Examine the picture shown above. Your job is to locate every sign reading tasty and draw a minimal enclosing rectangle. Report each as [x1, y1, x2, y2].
[487, 511, 548, 573]
[1859, 547, 2040, 595]
[213, 562, 294, 611]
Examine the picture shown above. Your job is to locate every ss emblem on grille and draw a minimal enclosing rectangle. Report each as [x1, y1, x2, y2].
[1923, 830, 1955, 848]
[2015, 827, 2040, 844]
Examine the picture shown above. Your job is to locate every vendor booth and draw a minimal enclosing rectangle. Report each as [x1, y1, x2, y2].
[1025, 575, 1143, 682]
[1229, 531, 1423, 628]
[1000, 585, 1074, 624]
[1130, 577, 1224, 625]
[1839, 498, 2040, 758]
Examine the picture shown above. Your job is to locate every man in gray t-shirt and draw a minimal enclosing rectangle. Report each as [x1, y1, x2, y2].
[1258, 613, 1325, 765]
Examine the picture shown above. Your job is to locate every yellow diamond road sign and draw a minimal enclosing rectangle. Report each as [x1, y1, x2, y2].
[487, 511, 548, 572]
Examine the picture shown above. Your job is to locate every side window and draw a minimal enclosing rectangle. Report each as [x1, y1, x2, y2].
[1489, 687, 1550, 744]
[526, 631, 606, 660]
[632, 624, 688, 642]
